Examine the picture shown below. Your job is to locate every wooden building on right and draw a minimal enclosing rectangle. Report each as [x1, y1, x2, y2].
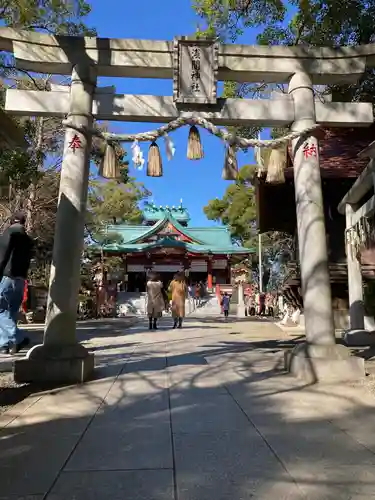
[255, 125, 375, 329]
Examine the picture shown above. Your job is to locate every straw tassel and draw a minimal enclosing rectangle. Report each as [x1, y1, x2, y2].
[222, 145, 238, 180]
[99, 143, 120, 179]
[147, 141, 163, 177]
[187, 125, 204, 160]
[266, 146, 287, 184]
[255, 147, 271, 178]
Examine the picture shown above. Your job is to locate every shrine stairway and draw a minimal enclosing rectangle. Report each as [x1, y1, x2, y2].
[191, 294, 222, 316]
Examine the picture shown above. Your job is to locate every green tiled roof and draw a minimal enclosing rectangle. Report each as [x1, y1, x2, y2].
[142, 202, 190, 223]
[103, 237, 252, 255]
[188, 227, 233, 247]
[103, 212, 252, 255]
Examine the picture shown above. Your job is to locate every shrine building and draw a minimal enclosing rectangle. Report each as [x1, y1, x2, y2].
[101, 202, 252, 292]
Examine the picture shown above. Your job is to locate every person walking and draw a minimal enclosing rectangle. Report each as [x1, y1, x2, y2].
[106, 279, 117, 317]
[146, 272, 166, 330]
[0, 212, 33, 355]
[266, 293, 274, 317]
[244, 293, 249, 316]
[199, 281, 205, 304]
[221, 292, 231, 320]
[190, 282, 196, 306]
[195, 282, 201, 307]
[277, 293, 284, 318]
[248, 293, 256, 316]
[169, 272, 187, 329]
[259, 292, 266, 316]
[188, 282, 194, 310]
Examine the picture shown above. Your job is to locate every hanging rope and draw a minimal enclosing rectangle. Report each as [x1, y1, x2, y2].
[62, 116, 320, 150]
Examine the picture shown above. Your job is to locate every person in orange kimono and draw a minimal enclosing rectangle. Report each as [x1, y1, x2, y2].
[169, 272, 187, 329]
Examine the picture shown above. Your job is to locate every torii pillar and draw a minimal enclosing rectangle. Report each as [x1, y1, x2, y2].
[14, 64, 96, 384]
[345, 204, 365, 331]
[285, 72, 364, 382]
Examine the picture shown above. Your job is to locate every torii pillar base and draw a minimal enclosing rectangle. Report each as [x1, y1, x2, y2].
[13, 344, 94, 385]
[284, 343, 364, 384]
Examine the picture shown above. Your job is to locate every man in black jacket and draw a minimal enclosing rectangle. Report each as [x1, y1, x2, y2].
[0, 212, 33, 355]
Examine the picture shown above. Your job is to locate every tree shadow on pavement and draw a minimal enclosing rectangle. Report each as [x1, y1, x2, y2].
[2, 318, 375, 498]
[1, 333, 375, 499]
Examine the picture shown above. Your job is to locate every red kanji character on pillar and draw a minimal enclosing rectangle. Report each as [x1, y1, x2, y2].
[303, 142, 318, 159]
[69, 134, 82, 153]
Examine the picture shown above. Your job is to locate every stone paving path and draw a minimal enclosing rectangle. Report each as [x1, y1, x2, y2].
[2, 316, 375, 499]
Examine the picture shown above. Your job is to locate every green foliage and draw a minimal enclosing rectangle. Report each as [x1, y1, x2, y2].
[194, 0, 375, 47]
[88, 179, 149, 227]
[84, 176, 150, 282]
[86, 177, 150, 245]
[193, 0, 285, 41]
[0, 0, 95, 35]
[0, 148, 42, 191]
[0, 1, 96, 81]
[194, 0, 375, 104]
[256, 0, 375, 47]
[204, 164, 257, 246]
[203, 161, 293, 289]
[223, 81, 261, 142]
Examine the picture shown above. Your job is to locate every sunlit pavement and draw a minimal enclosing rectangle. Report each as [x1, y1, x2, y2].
[1, 316, 375, 499]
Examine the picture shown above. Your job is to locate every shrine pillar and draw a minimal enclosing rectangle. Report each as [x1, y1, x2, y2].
[123, 256, 128, 292]
[14, 63, 97, 384]
[237, 282, 245, 317]
[286, 72, 364, 382]
[226, 255, 232, 284]
[183, 255, 190, 281]
[207, 257, 213, 291]
[345, 204, 365, 331]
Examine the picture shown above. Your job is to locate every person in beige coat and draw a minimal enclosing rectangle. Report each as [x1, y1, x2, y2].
[146, 273, 166, 330]
[169, 272, 187, 329]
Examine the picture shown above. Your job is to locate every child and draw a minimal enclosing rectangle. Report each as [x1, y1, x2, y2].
[221, 292, 231, 319]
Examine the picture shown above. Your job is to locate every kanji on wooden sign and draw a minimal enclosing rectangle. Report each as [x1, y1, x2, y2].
[68, 134, 82, 153]
[303, 142, 318, 159]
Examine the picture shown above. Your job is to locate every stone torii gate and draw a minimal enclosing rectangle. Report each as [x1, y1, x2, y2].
[1, 28, 373, 384]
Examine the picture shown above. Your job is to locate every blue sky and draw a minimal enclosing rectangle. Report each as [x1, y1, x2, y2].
[86, 0, 261, 226]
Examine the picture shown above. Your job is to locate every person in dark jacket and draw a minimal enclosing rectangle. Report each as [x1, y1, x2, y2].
[0, 212, 33, 354]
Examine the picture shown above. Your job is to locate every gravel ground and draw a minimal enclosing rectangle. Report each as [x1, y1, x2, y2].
[0, 372, 32, 415]
[351, 371, 375, 396]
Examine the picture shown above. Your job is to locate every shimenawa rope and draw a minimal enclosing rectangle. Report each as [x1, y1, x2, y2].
[62, 116, 320, 150]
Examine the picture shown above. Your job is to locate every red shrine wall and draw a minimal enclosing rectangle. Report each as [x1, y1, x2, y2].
[106, 255, 232, 292]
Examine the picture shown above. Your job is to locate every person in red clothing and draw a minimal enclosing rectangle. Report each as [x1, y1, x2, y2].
[21, 280, 28, 314]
